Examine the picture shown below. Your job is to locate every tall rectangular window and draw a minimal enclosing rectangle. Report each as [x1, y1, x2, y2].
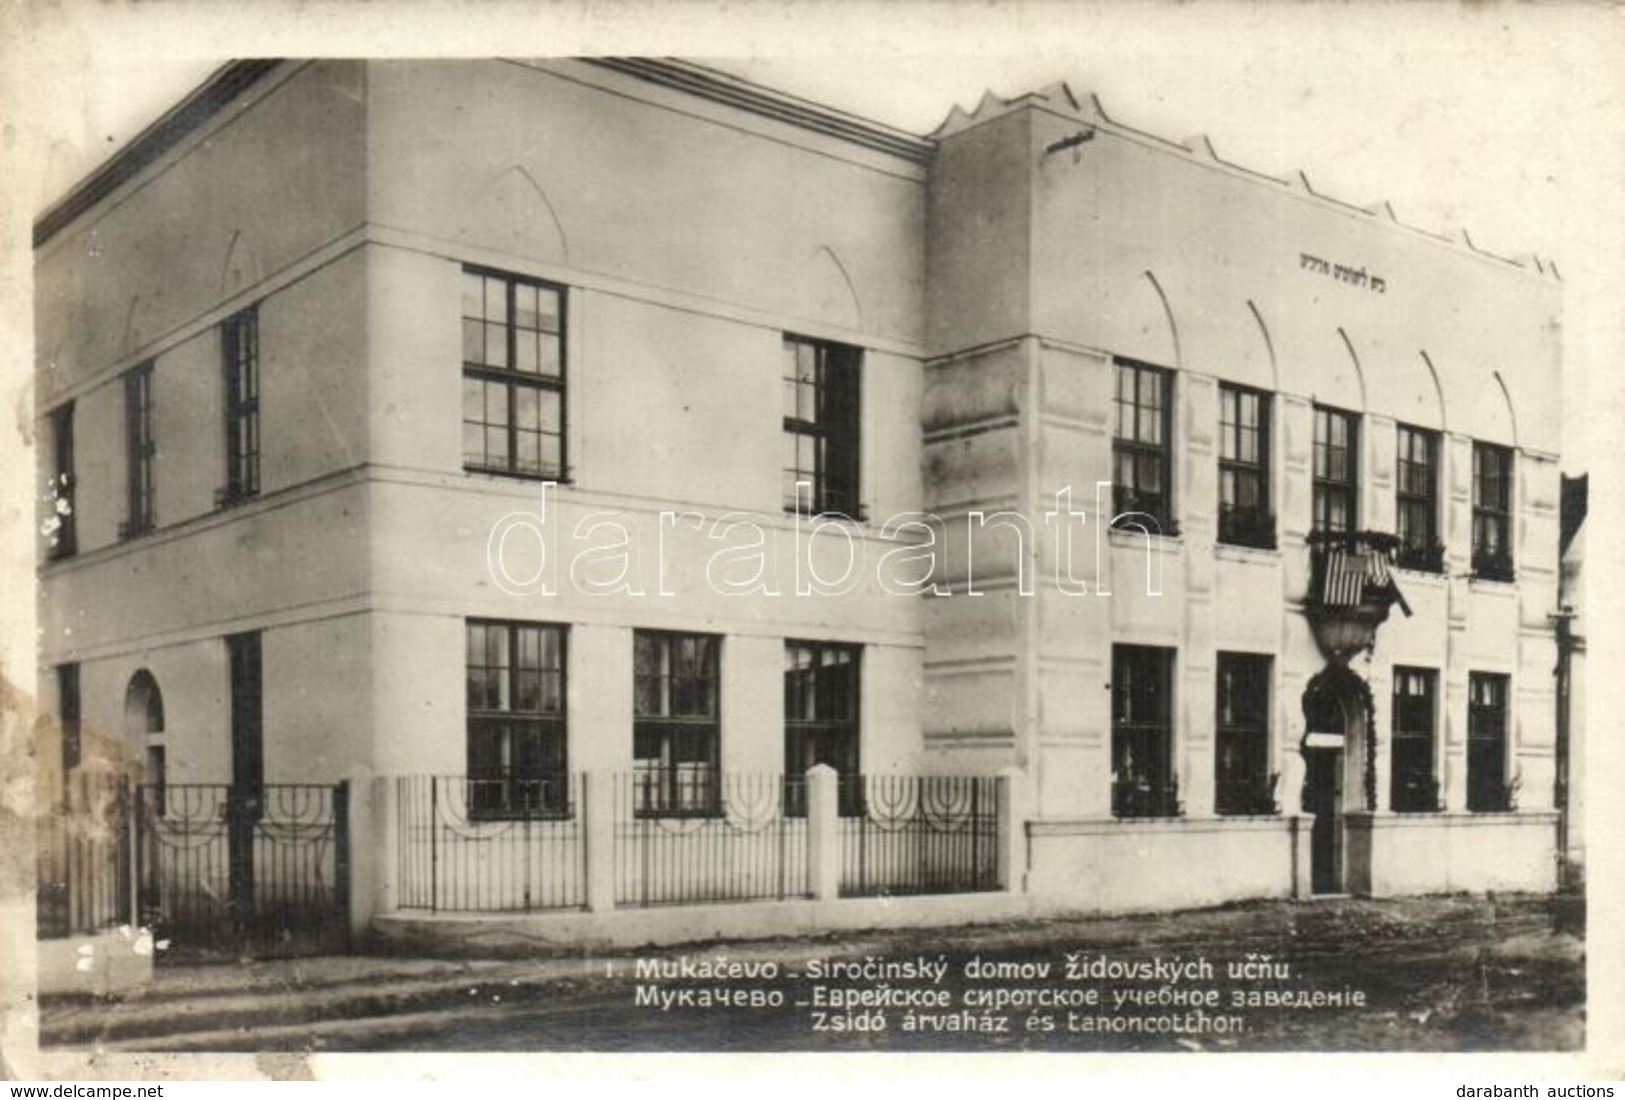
[226, 632, 264, 793]
[1312, 405, 1358, 535]
[56, 664, 81, 776]
[462, 268, 566, 479]
[466, 621, 568, 817]
[782, 335, 861, 517]
[1217, 384, 1273, 548]
[1215, 652, 1274, 815]
[1472, 442, 1514, 581]
[1467, 672, 1510, 812]
[1112, 360, 1174, 531]
[221, 307, 260, 506]
[634, 630, 720, 816]
[1390, 667, 1439, 813]
[784, 641, 861, 815]
[1112, 645, 1177, 817]
[122, 362, 156, 538]
[46, 403, 75, 560]
[1395, 425, 1441, 571]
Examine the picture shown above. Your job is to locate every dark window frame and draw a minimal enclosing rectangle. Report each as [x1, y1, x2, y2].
[46, 402, 76, 560]
[1390, 666, 1440, 813]
[633, 629, 721, 818]
[220, 307, 260, 507]
[1215, 652, 1276, 815]
[1467, 672, 1511, 812]
[1472, 442, 1515, 581]
[57, 664, 81, 777]
[1217, 383, 1274, 549]
[462, 266, 568, 482]
[1311, 404, 1359, 536]
[1111, 359, 1176, 533]
[465, 619, 569, 819]
[782, 334, 862, 519]
[783, 640, 862, 816]
[122, 361, 156, 539]
[226, 631, 264, 794]
[1395, 424, 1442, 572]
[1111, 644, 1179, 818]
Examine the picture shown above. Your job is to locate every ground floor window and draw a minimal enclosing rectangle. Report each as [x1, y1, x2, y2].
[1215, 652, 1275, 815]
[1112, 644, 1178, 817]
[466, 620, 568, 817]
[1390, 667, 1439, 813]
[1467, 672, 1511, 812]
[634, 630, 721, 816]
[784, 640, 861, 815]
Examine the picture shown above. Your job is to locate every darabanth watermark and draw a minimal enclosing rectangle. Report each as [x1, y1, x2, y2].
[485, 482, 1169, 599]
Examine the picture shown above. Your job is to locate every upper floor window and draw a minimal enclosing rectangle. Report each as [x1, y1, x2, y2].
[1472, 442, 1514, 581]
[784, 640, 861, 816]
[462, 268, 565, 480]
[1311, 405, 1358, 535]
[1395, 425, 1442, 572]
[122, 362, 156, 539]
[1467, 672, 1511, 813]
[220, 307, 260, 507]
[1217, 384, 1273, 549]
[57, 664, 81, 776]
[1112, 360, 1174, 532]
[1215, 652, 1275, 815]
[45, 403, 75, 560]
[466, 620, 568, 818]
[782, 335, 861, 517]
[1111, 644, 1178, 817]
[1390, 667, 1439, 813]
[634, 630, 720, 816]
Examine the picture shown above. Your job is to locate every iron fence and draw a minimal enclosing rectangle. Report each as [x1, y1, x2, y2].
[36, 772, 132, 940]
[396, 775, 586, 912]
[136, 782, 348, 958]
[614, 772, 808, 907]
[839, 774, 1003, 897]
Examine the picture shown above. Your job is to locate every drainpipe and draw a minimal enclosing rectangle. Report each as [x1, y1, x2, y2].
[1551, 606, 1575, 889]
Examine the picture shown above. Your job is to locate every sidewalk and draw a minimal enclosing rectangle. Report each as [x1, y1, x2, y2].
[37, 891, 1584, 1053]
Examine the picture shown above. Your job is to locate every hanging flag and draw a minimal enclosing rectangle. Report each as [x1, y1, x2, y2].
[1323, 549, 1367, 606]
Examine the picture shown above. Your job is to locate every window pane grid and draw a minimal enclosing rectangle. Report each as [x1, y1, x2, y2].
[634, 631, 722, 816]
[1312, 405, 1358, 535]
[462, 267, 567, 480]
[466, 620, 568, 818]
[1112, 361, 1174, 528]
[124, 364, 156, 536]
[1390, 667, 1439, 812]
[1472, 443, 1514, 579]
[222, 308, 260, 503]
[1467, 672, 1510, 811]
[1112, 646, 1177, 817]
[782, 335, 861, 517]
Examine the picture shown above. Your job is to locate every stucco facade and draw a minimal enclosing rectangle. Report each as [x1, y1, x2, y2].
[35, 60, 1569, 926]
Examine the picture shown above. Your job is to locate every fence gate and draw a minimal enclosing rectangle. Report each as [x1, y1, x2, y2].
[136, 782, 349, 959]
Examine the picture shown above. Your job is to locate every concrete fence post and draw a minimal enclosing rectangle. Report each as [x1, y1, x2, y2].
[373, 775, 399, 917]
[342, 768, 380, 944]
[585, 772, 616, 913]
[997, 766, 1028, 894]
[806, 764, 840, 901]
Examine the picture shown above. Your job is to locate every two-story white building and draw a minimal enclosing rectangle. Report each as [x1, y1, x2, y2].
[34, 60, 1569, 947]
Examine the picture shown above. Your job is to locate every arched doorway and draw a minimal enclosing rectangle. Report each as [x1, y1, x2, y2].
[1300, 666, 1372, 894]
[124, 670, 166, 798]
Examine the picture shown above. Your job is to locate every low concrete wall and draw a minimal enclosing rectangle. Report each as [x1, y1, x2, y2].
[1347, 811, 1559, 896]
[1025, 815, 1297, 913]
[374, 891, 1038, 957]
